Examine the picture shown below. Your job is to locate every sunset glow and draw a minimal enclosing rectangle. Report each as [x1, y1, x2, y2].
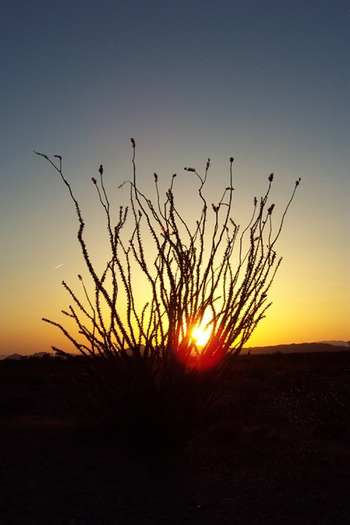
[175, 313, 226, 371]
[189, 312, 213, 348]
[191, 324, 212, 348]
[1, 2, 349, 357]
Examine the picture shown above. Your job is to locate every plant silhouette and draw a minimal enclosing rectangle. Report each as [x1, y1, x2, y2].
[35, 140, 300, 451]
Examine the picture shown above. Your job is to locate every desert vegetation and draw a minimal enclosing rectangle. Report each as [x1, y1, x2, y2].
[34, 141, 301, 451]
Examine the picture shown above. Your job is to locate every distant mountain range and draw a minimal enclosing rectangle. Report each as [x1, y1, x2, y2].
[243, 341, 349, 355]
[1, 352, 53, 361]
[1, 341, 349, 360]
[320, 340, 350, 347]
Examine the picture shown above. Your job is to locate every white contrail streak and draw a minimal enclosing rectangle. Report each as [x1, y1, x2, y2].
[54, 263, 64, 269]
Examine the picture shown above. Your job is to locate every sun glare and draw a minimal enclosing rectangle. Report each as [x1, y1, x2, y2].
[190, 311, 213, 348]
[191, 322, 212, 347]
[176, 311, 225, 371]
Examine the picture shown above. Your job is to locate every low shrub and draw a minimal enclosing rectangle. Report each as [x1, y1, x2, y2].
[35, 141, 300, 452]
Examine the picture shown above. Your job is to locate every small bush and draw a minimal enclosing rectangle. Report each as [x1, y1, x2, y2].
[35, 141, 300, 452]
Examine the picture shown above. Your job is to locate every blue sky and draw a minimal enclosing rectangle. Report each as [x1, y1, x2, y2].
[1, 0, 349, 355]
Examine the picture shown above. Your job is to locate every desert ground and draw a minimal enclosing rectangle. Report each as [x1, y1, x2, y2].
[1, 352, 350, 524]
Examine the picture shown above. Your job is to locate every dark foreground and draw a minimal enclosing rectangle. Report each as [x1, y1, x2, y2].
[1, 352, 350, 524]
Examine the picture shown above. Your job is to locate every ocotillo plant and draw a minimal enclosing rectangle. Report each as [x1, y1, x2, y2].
[35, 141, 300, 451]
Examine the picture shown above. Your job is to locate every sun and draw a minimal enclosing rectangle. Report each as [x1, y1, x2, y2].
[190, 311, 213, 348]
[191, 322, 212, 347]
[176, 311, 226, 370]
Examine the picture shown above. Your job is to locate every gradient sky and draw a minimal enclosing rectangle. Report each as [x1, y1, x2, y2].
[1, 0, 349, 356]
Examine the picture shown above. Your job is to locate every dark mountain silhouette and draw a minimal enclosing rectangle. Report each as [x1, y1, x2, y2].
[320, 340, 349, 347]
[3, 353, 24, 361]
[2, 352, 53, 361]
[1, 343, 348, 360]
[244, 342, 349, 355]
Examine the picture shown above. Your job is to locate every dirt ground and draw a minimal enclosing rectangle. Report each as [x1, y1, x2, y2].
[1, 353, 350, 524]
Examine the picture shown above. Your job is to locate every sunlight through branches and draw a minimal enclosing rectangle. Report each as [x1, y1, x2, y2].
[35, 141, 300, 451]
